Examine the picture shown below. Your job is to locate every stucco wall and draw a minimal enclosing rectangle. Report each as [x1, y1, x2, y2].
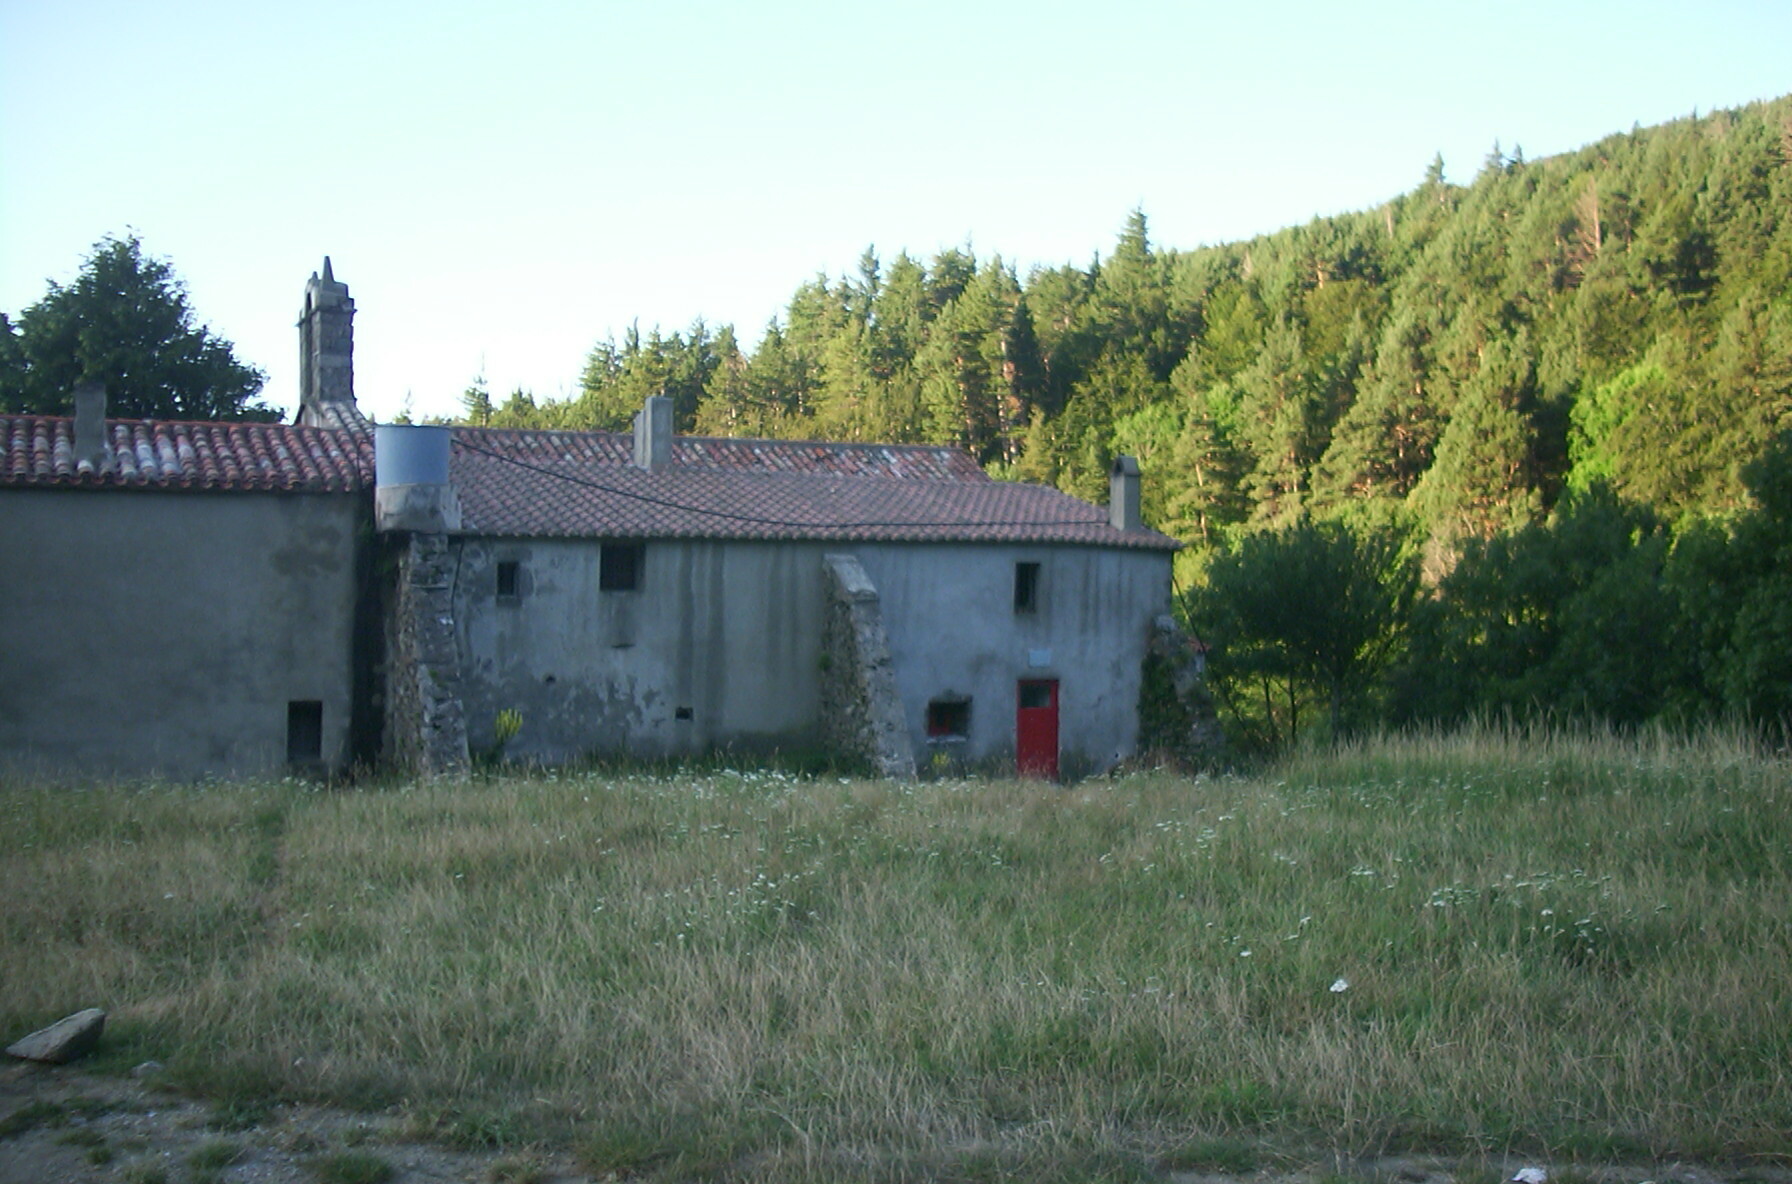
[0, 489, 366, 781]
[453, 536, 1170, 774]
[455, 538, 827, 762]
[854, 543, 1172, 774]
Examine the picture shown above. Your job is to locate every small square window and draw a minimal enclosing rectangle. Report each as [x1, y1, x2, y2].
[601, 542, 644, 592]
[1014, 562, 1040, 613]
[287, 700, 323, 765]
[496, 560, 520, 600]
[926, 697, 970, 738]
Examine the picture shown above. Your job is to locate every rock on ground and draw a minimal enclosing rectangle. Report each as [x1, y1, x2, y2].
[4, 1012, 104, 1066]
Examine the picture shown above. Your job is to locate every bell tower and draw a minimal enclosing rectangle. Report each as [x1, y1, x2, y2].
[297, 257, 357, 427]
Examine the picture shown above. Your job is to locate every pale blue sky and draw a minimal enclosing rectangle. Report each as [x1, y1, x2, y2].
[3, 0, 1787, 424]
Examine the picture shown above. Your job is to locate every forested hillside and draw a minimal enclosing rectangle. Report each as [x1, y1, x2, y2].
[473, 97, 1791, 550]
[468, 96, 1792, 745]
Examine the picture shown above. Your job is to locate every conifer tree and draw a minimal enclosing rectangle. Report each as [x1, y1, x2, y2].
[1411, 334, 1543, 541]
[1313, 308, 1447, 506]
[2, 234, 272, 421]
[1234, 316, 1324, 526]
[461, 374, 494, 425]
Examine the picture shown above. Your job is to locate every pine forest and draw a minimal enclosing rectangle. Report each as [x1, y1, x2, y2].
[464, 96, 1792, 751]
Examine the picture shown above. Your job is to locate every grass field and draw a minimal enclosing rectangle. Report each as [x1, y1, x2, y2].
[3, 726, 1788, 1182]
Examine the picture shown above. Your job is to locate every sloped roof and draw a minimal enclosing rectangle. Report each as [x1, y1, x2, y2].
[303, 399, 374, 434]
[2, 413, 1178, 550]
[0, 415, 371, 492]
[450, 428, 1179, 550]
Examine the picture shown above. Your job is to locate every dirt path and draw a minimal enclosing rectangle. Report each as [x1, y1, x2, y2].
[4, 1061, 1786, 1184]
[0, 1063, 592, 1184]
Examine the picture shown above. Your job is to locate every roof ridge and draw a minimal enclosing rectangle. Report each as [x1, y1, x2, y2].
[0, 412, 362, 435]
[452, 423, 967, 451]
[676, 432, 967, 454]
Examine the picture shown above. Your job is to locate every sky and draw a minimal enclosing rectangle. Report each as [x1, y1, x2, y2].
[3, 0, 1789, 425]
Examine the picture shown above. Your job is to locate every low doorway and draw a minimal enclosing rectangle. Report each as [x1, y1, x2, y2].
[1016, 679, 1059, 780]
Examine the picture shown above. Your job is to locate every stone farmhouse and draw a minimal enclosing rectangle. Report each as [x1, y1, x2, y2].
[0, 263, 1180, 782]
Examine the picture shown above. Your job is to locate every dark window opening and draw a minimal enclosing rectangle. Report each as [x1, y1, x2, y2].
[601, 542, 644, 592]
[287, 700, 323, 765]
[1014, 562, 1040, 613]
[496, 560, 520, 600]
[1019, 682, 1053, 710]
[927, 697, 971, 738]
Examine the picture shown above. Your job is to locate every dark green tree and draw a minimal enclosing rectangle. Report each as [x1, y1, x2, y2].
[1233, 316, 1327, 525]
[1669, 431, 1792, 728]
[1194, 519, 1417, 748]
[574, 320, 720, 432]
[1312, 307, 1448, 506]
[0, 314, 26, 410]
[2, 234, 273, 421]
[813, 320, 886, 442]
[1411, 332, 1542, 541]
[1395, 485, 1681, 726]
[461, 374, 494, 425]
[1162, 360, 1249, 549]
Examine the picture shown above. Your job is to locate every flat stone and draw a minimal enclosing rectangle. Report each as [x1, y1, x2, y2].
[5, 1008, 105, 1064]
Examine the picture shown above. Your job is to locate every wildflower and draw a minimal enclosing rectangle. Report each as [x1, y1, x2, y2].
[1330, 978, 1349, 993]
[1511, 1169, 1547, 1184]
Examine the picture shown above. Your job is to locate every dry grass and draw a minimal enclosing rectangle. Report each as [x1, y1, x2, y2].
[3, 727, 1788, 1181]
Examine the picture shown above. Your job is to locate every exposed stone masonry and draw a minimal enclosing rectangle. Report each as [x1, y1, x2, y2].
[384, 533, 469, 775]
[1138, 613, 1224, 762]
[820, 554, 916, 780]
[298, 257, 356, 427]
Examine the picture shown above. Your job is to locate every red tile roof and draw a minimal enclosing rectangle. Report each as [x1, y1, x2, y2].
[0, 415, 371, 492]
[450, 429, 1179, 550]
[456, 427, 989, 482]
[2, 414, 1178, 550]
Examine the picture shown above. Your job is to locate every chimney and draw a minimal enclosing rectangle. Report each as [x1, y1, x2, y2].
[633, 395, 672, 472]
[297, 257, 357, 427]
[1109, 455, 1142, 532]
[73, 381, 108, 473]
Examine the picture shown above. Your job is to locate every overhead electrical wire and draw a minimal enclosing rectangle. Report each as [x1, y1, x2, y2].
[451, 436, 1115, 532]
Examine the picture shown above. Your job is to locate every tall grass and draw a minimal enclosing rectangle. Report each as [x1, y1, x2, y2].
[3, 727, 1788, 1181]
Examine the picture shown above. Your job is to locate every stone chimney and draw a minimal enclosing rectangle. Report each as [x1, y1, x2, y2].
[72, 381, 108, 473]
[297, 257, 356, 427]
[633, 395, 672, 472]
[1109, 454, 1142, 532]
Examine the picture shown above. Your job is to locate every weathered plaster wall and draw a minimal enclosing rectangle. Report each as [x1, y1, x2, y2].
[854, 543, 1172, 775]
[452, 535, 1170, 775]
[454, 538, 827, 763]
[0, 489, 365, 781]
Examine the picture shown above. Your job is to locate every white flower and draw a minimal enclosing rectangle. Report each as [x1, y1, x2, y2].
[1330, 978, 1349, 993]
[1512, 1168, 1548, 1184]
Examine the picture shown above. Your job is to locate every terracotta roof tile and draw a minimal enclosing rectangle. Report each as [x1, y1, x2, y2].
[0, 415, 371, 492]
[450, 428, 1178, 550]
[2, 413, 1177, 550]
[453, 428, 989, 482]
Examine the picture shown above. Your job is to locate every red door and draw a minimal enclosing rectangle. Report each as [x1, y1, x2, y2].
[1016, 679, 1059, 780]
